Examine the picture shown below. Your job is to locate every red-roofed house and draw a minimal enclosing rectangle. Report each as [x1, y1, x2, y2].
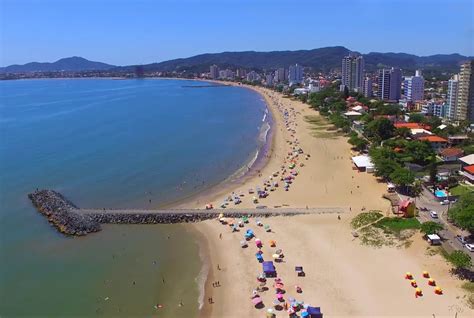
[394, 122, 432, 130]
[398, 199, 416, 217]
[461, 165, 474, 182]
[439, 148, 464, 162]
[417, 135, 448, 153]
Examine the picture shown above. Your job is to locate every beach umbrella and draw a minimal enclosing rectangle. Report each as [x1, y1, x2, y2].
[272, 254, 279, 259]
[301, 311, 309, 317]
[277, 293, 284, 300]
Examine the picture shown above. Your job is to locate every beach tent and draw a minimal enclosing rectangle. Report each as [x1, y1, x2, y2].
[307, 306, 323, 318]
[262, 261, 276, 277]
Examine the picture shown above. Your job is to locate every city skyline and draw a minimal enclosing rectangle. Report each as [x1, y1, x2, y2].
[2, 0, 473, 66]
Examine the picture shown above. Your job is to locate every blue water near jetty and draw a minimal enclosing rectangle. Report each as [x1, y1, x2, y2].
[0, 78, 268, 316]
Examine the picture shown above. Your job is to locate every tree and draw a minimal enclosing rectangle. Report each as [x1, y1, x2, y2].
[410, 180, 423, 199]
[447, 250, 472, 269]
[348, 135, 369, 151]
[428, 158, 438, 185]
[408, 113, 425, 123]
[396, 127, 411, 138]
[420, 221, 443, 235]
[389, 167, 415, 193]
[365, 118, 395, 143]
[448, 192, 474, 233]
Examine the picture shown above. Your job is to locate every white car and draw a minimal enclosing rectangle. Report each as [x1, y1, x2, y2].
[429, 211, 438, 219]
[465, 244, 474, 252]
[440, 200, 450, 205]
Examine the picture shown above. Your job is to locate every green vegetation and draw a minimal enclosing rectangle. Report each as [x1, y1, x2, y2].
[450, 184, 474, 196]
[462, 282, 474, 309]
[365, 118, 395, 143]
[420, 221, 444, 235]
[448, 192, 474, 233]
[374, 217, 421, 233]
[350, 211, 384, 229]
[348, 133, 368, 151]
[446, 250, 473, 269]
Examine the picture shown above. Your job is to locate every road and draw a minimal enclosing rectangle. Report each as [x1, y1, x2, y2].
[400, 187, 474, 263]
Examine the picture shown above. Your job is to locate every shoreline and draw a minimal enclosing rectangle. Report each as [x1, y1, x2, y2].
[164, 82, 278, 210]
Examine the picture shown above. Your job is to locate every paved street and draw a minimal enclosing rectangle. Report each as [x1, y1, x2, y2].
[400, 187, 474, 263]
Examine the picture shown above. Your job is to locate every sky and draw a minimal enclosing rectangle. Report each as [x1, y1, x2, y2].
[1, 0, 473, 66]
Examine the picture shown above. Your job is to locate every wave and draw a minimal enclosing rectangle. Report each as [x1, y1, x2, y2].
[196, 239, 210, 310]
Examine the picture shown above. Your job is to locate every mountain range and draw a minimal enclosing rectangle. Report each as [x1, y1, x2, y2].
[0, 56, 116, 73]
[1, 47, 472, 74]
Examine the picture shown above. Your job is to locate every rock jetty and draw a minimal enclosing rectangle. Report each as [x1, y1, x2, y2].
[28, 189, 345, 237]
[28, 189, 101, 236]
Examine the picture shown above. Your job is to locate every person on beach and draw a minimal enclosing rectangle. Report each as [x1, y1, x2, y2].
[217, 264, 220, 270]
[219, 233, 222, 239]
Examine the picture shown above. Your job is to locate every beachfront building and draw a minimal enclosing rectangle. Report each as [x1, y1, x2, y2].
[363, 76, 372, 98]
[210, 64, 219, 79]
[351, 155, 374, 173]
[219, 69, 235, 80]
[341, 54, 364, 92]
[246, 71, 260, 82]
[265, 73, 274, 87]
[236, 68, 247, 79]
[446, 74, 460, 120]
[404, 70, 424, 102]
[456, 60, 474, 123]
[377, 67, 402, 102]
[274, 68, 287, 83]
[288, 64, 304, 86]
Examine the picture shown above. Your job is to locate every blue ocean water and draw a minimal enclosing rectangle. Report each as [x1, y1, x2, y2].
[0, 79, 267, 316]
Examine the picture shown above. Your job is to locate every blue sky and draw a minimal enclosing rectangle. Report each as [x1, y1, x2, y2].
[1, 0, 473, 66]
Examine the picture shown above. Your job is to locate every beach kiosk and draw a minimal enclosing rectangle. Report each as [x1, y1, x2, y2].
[427, 234, 441, 245]
[307, 306, 323, 318]
[262, 261, 276, 277]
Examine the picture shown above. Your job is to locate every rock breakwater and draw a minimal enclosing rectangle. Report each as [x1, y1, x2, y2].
[29, 189, 345, 236]
[28, 190, 101, 236]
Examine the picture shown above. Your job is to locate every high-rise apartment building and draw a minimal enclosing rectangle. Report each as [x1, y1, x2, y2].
[341, 54, 364, 92]
[210, 65, 219, 80]
[288, 64, 303, 85]
[377, 67, 402, 102]
[457, 60, 474, 123]
[446, 74, 459, 120]
[274, 68, 287, 83]
[404, 70, 424, 101]
[363, 77, 372, 98]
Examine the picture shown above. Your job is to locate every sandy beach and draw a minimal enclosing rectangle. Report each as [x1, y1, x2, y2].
[180, 84, 473, 317]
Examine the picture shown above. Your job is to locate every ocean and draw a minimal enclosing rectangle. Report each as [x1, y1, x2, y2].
[0, 78, 268, 316]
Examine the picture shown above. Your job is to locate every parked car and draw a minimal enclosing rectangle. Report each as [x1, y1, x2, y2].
[456, 235, 472, 244]
[440, 200, 450, 205]
[465, 244, 474, 252]
[430, 211, 438, 219]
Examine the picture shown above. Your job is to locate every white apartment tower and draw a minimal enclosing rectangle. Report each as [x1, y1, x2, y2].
[288, 64, 303, 86]
[446, 74, 459, 120]
[404, 70, 425, 102]
[341, 54, 364, 92]
[210, 65, 219, 80]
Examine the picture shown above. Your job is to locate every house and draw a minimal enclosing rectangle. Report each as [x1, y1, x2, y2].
[417, 135, 448, 153]
[350, 105, 368, 113]
[439, 148, 464, 162]
[352, 155, 374, 172]
[343, 111, 363, 120]
[398, 199, 416, 217]
[448, 135, 469, 146]
[461, 165, 474, 182]
[459, 154, 474, 168]
[394, 122, 432, 131]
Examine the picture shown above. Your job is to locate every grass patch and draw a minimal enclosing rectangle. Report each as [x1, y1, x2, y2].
[374, 217, 420, 234]
[462, 282, 474, 309]
[450, 184, 474, 196]
[351, 211, 384, 229]
[304, 115, 327, 126]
